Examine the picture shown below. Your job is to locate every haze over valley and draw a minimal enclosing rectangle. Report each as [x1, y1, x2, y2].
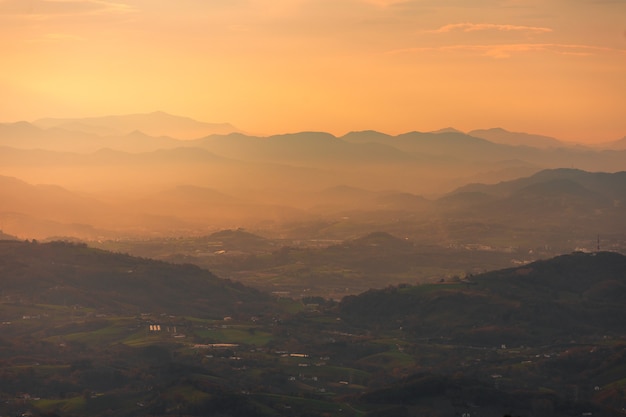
[1, 112, 625, 240]
[1, 112, 625, 299]
[1, 91, 626, 417]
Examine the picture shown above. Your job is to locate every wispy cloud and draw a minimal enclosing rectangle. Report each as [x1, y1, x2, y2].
[426, 22, 552, 34]
[388, 43, 626, 59]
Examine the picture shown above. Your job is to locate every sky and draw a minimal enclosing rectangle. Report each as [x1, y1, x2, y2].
[1, 0, 625, 142]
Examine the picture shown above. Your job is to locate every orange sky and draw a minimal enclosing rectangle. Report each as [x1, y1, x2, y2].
[1, 0, 625, 142]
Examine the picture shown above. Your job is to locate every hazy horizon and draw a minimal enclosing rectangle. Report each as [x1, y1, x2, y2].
[1, 1, 625, 143]
[1, 111, 625, 242]
[2, 110, 625, 147]
[1, 1, 626, 241]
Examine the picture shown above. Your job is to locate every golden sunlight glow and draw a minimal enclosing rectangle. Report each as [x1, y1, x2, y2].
[0, 0, 625, 142]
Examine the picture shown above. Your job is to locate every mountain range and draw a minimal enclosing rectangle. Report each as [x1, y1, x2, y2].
[32, 111, 239, 139]
[2, 120, 626, 196]
[2, 111, 625, 152]
[468, 127, 563, 148]
[1, 167, 624, 244]
[0, 112, 625, 251]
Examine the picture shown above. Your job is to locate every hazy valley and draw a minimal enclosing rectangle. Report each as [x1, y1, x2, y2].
[1, 112, 626, 416]
[1, 113, 625, 296]
[1, 112, 625, 240]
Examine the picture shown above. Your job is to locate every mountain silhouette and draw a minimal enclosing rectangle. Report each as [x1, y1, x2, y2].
[469, 127, 564, 148]
[33, 111, 238, 140]
[340, 251, 626, 345]
[0, 240, 269, 316]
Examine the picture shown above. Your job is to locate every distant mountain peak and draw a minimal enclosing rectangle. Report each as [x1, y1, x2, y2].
[33, 111, 238, 140]
[600, 135, 626, 150]
[352, 231, 409, 247]
[0, 120, 41, 132]
[469, 127, 563, 148]
[431, 127, 464, 134]
[209, 228, 267, 241]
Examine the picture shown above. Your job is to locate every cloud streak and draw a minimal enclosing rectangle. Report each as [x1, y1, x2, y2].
[388, 43, 626, 58]
[427, 22, 553, 34]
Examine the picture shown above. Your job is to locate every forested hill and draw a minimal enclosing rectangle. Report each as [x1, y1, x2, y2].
[0, 240, 271, 317]
[0, 230, 17, 240]
[339, 251, 626, 346]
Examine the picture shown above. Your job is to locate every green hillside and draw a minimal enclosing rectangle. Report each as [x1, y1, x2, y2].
[0, 240, 270, 318]
[339, 251, 626, 345]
